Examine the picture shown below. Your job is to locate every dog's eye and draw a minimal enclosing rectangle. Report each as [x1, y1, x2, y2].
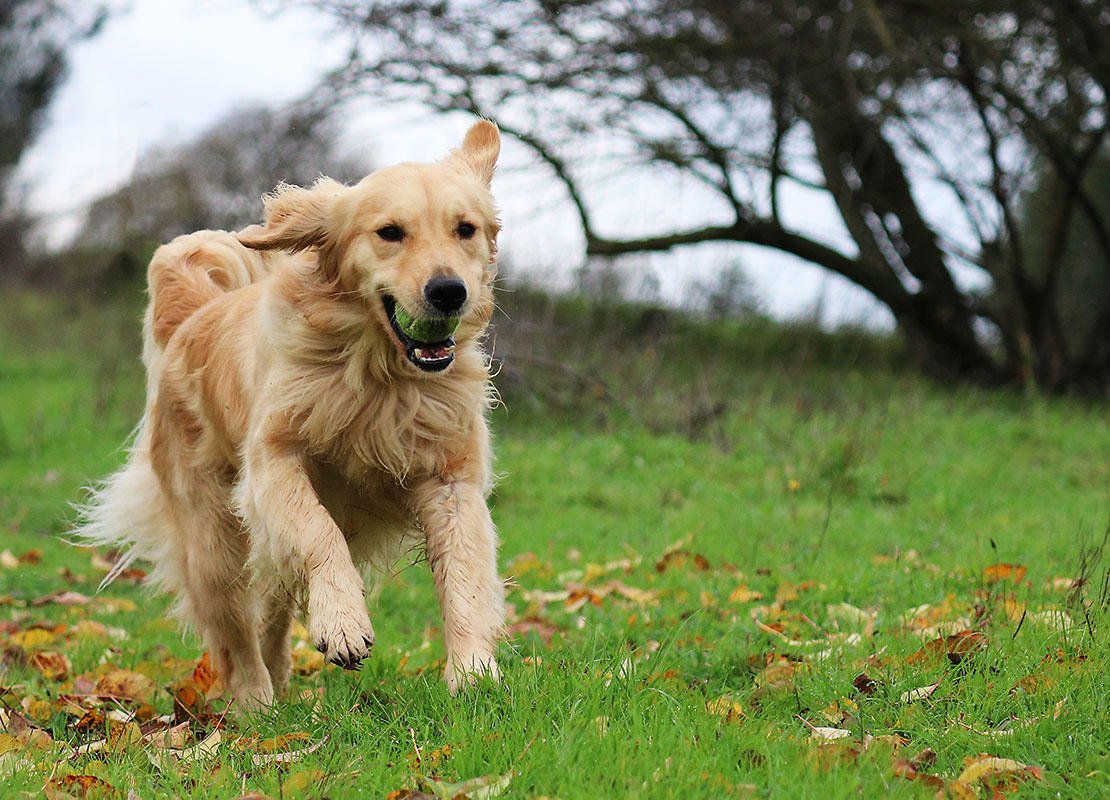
[456, 222, 477, 239]
[377, 225, 405, 242]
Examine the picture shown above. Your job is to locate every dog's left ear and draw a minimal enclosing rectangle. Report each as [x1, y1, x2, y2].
[238, 177, 344, 252]
[445, 119, 500, 185]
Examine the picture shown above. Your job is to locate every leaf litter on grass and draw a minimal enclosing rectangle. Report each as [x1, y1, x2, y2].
[0, 525, 1102, 798]
[501, 539, 1097, 795]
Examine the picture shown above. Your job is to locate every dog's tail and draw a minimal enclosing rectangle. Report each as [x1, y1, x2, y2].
[145, 230, 269, 353]
[72, 424, 177, 591]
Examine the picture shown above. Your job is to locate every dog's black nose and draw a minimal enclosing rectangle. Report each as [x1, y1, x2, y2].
[424, 276, 467, 314]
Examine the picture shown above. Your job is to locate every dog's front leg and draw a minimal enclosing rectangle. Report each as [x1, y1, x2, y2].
[240, 445, 374, 670]
[412, 475, 505, 693]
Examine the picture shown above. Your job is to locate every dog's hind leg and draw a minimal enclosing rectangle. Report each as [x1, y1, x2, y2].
[259, 583, 294, 697]
[171, 479, 274, 711]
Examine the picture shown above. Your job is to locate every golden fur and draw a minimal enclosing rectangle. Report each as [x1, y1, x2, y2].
[80, 121, 506, 708]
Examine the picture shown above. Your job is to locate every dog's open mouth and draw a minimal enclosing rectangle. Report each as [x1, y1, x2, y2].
[382, 295, 458, 373]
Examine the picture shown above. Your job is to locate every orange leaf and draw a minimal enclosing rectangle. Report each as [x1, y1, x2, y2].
[44, 775, 115, 799]
[983, 563, 1027, 584]
[96, 668, 156, 705]
[193, 652, 219, 693]
[30, 651, 71, 681]
[906, 631, 988, 665]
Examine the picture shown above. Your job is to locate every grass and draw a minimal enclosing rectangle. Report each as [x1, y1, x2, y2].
[0, 289, 1108, 798]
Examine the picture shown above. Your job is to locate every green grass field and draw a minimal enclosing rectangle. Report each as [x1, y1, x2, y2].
[0, 292, 1107, 798]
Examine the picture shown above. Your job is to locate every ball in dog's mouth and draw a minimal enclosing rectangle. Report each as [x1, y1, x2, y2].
[383, 294, 460, 373]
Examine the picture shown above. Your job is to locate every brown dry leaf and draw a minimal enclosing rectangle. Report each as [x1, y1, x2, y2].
[107, 721, 143, 753]
[655, 549, 711, 573]
[706, 695, 744, 723]
[899, 679, 942, 704]
[31, 590, 92, 607]
[96, 668, 156, 705]
[906, 631, 988, 666]
[506, 616, 562, 645]
[408, 741, 456, 771]
[819, 698, 858, 726]
[144, 721, 191, 750]
[853, 672, 882, 696]
[44, 774, 115, 800]
[728, 585, 763, 604]
[608, 580, 657, 606]
[892, 746, 938, 779]
[806, 739, 864, 769]
[292, 642, 325, 675]
[148, 728, 221, 771]
[423, 770, 513, 800]
[955, 755, 1043, 794]
[808, 725, 852, 740]
[31, 650, 72, 681]
[982, 563, 1027, 584]
[249, 735, 327, 767]
[192, 652, 219, 693]
[504, 552, 553, 579]
[169, 679, 208, 725]
[22, 695, 54, 723]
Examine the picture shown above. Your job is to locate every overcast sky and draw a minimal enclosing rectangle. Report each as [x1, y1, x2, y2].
[18, 0, 886, 326]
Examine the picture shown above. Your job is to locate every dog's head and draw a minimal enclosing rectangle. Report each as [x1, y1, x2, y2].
[238, 120, 501, 374]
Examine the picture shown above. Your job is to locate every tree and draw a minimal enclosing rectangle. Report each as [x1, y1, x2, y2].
[0, 0, 109, 280]
[294, 0, 1107, 393]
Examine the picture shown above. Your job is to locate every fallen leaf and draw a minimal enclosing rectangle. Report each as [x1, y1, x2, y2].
[655, 549, 710, 573]
[249, 735, 327, 767]
[31, 590, 92, 607]
[9, 627, 57, 651]
[955, 755, 1043, 793]
[31, 651, 72, 681]
[44, 775, 115, 799]
[107, 721, 142, 753]
[148, 728, 221, 770]
[423, 771, 513, 800]
[96, 669, 156, 705]
[728, 585, 763, 604]
[982, 563, 1027, 584]
[144, 721, 191, 750]
[899, 679, 941, 704]
[809, 726, 852, 740]
[192, 652, 219, 693]
[853, 672, 882, 696]
[706, 695, 744, 723]
[506, 615, 562, 645]
[169, 679, 209, 725]
[291, 642, 325, 675]
[906, 631, 988, 666]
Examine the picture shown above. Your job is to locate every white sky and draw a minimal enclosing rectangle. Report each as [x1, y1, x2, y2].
[18, 0, 889, 326]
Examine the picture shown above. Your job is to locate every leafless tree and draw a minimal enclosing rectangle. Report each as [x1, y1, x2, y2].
[289, 0, 1108, 393]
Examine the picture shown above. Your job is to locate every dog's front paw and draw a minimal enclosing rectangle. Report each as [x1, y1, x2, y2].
[309, 601, 375, 670]
[444, 652, 500, 694]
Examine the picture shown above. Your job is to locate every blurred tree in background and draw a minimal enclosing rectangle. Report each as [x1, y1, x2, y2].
[0, 0, 109, 282]
[32, 104, 369, 291]
[297, 0, 1108, 393]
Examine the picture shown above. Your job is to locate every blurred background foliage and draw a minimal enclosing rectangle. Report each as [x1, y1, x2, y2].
[0, 0, 1106, 397]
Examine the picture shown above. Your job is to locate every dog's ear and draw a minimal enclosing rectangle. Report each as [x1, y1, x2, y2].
[444, 119, 500, 185]
[238, 177, 344, 252]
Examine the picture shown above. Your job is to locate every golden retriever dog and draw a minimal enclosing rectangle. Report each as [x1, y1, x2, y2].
[79, 120, 506, 709]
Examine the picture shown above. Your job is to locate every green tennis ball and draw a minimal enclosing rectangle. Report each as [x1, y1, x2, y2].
[393, 304, 460, 343]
